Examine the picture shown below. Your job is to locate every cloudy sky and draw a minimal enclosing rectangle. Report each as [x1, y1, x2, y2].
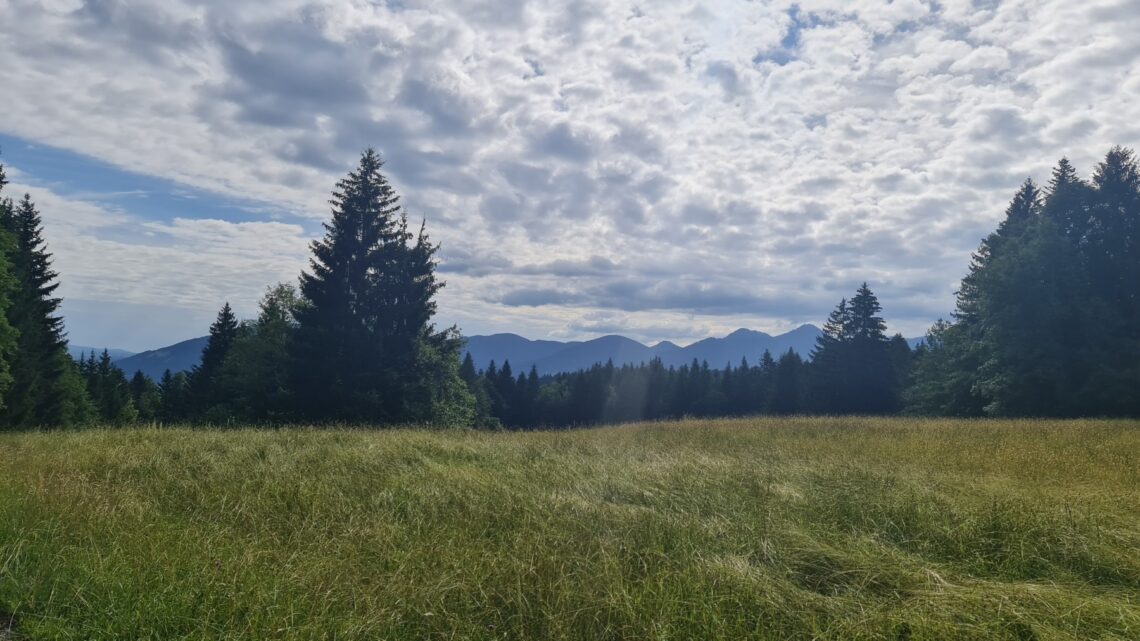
[1, 0, 1138, 351]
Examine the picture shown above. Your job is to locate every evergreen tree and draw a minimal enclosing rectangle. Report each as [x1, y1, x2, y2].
[905, 320, 986, 416]
[971, 218, 1110, 415]
[0, 193, 92, 426]
[215, 284, 300, 422]
[158, 369, 190, 423]
[845, 283, 900, 413]
[0, 164, 21, 419]
[907, 151, 1140, 417]
[770, 349, 804, 415]
[808, 284, 901, 414]
[1042, 158, 1092, 241]
[83, 350, 137, 424]
[810, 298, 850, 412]
[292, 149, 473, 425]
[129, 371, 162, 422]
[188, 302, 239, 419]
[1087, 147, 1140, 331]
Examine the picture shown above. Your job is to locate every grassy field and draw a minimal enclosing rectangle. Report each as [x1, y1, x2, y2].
[0, 418, 1137, 640]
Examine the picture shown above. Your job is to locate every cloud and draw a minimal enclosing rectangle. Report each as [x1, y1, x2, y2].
[1, 0, 1139, 347]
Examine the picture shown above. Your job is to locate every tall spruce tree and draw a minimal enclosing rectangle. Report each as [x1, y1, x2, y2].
[0, 164, 20, 419]
[188, 302, 239, 418]
[907, 152, 1140, 417]
[810, 297, 850, 412]
[1087, 147, 1140, 331]
[1042, 158, 1092, 242]
[292, 149, 473, 424]
[0, 193, 92, 426]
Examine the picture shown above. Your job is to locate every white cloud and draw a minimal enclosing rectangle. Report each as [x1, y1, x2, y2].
[1, 0, 1138, 346]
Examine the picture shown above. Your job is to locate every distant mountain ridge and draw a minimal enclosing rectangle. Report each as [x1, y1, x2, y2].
[93, 327, 924, 380]
[68, 345, 136, 361]
[462, 325, 826, 376]
[113, 337, 209, 381]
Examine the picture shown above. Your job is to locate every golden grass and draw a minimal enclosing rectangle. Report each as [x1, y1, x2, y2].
[0, 417, 1137, 639]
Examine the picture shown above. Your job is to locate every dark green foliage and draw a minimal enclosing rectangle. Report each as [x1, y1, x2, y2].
[188, 302, 239, 419]
[0, 167, 21, 417]
[771, 349, 805, 415]
[0, 193, 92, 427]
[78, 350, 137, 424]
[810, 284, 904, 414]
[292, 149, 472, 425]
[908, 148, 1140, 417]
[129, 371, 162, 422]
[158, 369, 190, 423]
[214, 284, 300, 422]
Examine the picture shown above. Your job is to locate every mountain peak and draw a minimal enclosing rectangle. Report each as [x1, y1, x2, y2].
[463, 326, 823, 375]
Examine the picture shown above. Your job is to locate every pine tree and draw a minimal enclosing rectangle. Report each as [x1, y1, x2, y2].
[1087, 147, 1140, 330]
[189, 302, 239, 418]
[0, 193, 92, 426]
[159, 369, 190, 423]
[0, 167, 19, 419]
[214, 284, 300, 422]
[292, 149, 473, 424]
[808, 284, 899, 414]
[810, 297, 850, 412]
[129, 371, 162, 422]
[85, 350, 137, 425]
[1042, 158, 1092, 242]
[770, 349, 803, 415]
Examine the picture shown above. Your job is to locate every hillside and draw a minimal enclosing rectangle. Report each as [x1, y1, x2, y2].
[113, 336, 208, 380]
[68, 345, 135, 361]
[0, 418, 1135, 639]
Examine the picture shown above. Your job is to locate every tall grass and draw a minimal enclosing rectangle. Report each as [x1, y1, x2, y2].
[0, 417, 1137, 640]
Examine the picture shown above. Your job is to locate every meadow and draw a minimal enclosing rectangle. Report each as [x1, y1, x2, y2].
[0, 417, 1137, 640]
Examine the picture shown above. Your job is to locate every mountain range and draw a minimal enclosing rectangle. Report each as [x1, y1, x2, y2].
[80, 326, 924, 380]
[104, 337, 208, 381]
[462, 325, 826, 376]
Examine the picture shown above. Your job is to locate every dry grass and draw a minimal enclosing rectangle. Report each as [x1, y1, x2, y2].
[0, 417, 1137, 639]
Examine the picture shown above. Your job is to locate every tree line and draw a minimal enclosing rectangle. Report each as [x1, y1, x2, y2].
[0, 146, 1137, 429]
[461, 284, 912, 428]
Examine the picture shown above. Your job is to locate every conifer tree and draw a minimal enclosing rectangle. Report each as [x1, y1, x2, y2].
[292, 149, 473, 424]
[0, 193, 92, 426]
[810, 298, 850, 412]
[770, 349, 803, 415]
[159, 369, 190, 423]
[0, 164, 20, 419]
[215, 284, 300, 422]
[129, 371, 162, 422]
[189, 302, 239, 417]
[1087, 147, 1140, 329]
[83, 350, 137, 424]
[1042, 158, 1092, 241]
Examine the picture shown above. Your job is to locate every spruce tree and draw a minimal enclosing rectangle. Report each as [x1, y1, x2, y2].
[0, 165, 20, 419]
[85, 350, 137, 424]
[1042, 158, 1092, 242]
[770, 349, 803, 415]
[1087, 147, 1140, 330]
[189, 302, 239, 418]
[809, 297, 850, 412]
[216, 284, 300, 422]
[292, 149, 473, 424]
[129, 371, 162, 422]
[159, 369, 190, 423]
[0, 193, 92, 426]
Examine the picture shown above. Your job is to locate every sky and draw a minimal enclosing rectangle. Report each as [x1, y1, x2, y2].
[1, 0, 1138, 352]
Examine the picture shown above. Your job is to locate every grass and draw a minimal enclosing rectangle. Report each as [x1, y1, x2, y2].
[0, 417, 1137, 640]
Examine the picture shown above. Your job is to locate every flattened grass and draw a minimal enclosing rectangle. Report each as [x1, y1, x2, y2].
[0, 417, 1137, 639]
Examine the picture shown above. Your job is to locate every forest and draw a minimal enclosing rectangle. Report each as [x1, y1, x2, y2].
[1, 147, 1138, 429]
